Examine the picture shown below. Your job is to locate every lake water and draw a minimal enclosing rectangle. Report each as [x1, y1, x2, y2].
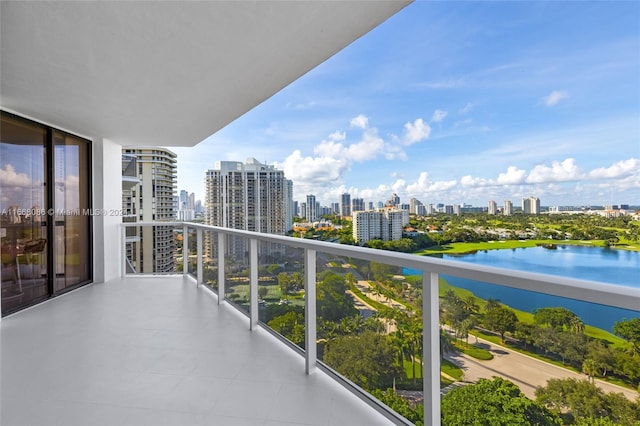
[403, 245, 639, 331]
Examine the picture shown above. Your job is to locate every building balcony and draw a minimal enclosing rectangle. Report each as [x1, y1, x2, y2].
[5, 222, 637, 425]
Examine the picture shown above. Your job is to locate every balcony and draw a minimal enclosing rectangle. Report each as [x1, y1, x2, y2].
[5, 222, 637, 425]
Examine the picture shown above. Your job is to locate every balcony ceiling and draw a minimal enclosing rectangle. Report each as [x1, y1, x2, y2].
[0, 1, 409, 147]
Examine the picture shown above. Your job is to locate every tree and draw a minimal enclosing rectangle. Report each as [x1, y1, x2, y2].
[535, 378, 640, 425]
[441, 377, 560, 425]
[371, 389, 423, 425]
[534, 307, 581, 332]
[586, 340, 615, 378]
[582, 358, 599, 383]
[258, 286, 269, 300]
[613, 318, 640, 355]
[266, 263, 282, 276]
[484, 306, 518, 342]
[323, 331, 402, 390]
[267, 311, 305, 346]
[316, 271, 357, 322]
[484, 298, 501, 312]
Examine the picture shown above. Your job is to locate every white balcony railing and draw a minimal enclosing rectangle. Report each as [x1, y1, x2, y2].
[121, 221, 640, 426]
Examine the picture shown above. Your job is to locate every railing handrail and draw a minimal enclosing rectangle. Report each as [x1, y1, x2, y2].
[122, 221, 640, 311]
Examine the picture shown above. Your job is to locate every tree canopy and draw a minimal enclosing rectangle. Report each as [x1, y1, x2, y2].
[535, 377, 640, 425]
[441, 377, 561, 425]
[323, 331, 401, 390]
[613, 318, 640, 355]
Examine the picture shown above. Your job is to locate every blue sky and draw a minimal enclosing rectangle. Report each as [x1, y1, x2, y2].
[174, 1, 639, 208]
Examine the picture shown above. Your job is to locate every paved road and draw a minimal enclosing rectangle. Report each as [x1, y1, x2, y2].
[447, 335, 639, 401]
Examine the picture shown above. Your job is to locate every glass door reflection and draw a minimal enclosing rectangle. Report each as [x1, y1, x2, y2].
[0, 115, 49, 312]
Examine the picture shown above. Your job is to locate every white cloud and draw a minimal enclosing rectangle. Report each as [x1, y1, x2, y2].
[460, 175, 490, 187]
[406, 172, 457, 195]
[526, 158, 584, 183]
[347, 130, 386, 162]
[497, 166, 527, 185]
[0, 164, 43, 208]
[403, 118, 431, 145]
[278, 150, 349, 187]
[431, 109, 448, 123]
[543, 90, 568, 106]
[589, 158, 639, 179]
[350, 114, 369, 129]
[328, 131, 345, 142]
[459, 103, 473, 114]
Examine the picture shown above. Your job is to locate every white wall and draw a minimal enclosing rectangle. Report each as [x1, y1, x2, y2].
[92, 138, 122, 283]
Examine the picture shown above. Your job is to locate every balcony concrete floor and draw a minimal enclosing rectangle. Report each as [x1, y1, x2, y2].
[1, 276, 393, 425]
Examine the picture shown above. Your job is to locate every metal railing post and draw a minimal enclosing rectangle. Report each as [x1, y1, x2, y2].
[182, 224, 188, 276]
[217, 232, 225, 303]
[196, 228, 203, 287]
[423, 271, 441, 426]
[249, 238, 259, 330]
[305, 248, 317, 374]
[121, 224, 126, 277]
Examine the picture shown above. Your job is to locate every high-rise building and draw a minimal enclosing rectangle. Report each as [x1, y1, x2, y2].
[305, 194, 317, 222]
[353, 208, 404, 243]
[285, 180, 294, 232]
[178, 189, 195, 221]
[331, 202, 340, 214]
[122, 148, 177, 273]
[409, 197, 423, 215]
[387, 193, 400, 207]
[488, 200, 497, 215]
[504, 200, 513, 216]
[530, 197, 541, 215]
[352, 197, 365, 212]
[340, 193, 351, 217]
[205, 158, 289, 259]
[522, 196, 540, 215]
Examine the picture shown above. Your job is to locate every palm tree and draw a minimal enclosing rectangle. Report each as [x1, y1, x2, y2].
[570, 316, 585, 334]
[462, 296, 479, 315]
[440, 328, 454, 357]
[484, 298, 501, 312]
[582, 358, 599, 383]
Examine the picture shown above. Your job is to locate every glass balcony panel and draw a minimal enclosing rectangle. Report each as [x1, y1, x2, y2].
[259, 243, 305, 350]
[187, 226, 197, 280]
[124, 224, 178, 274]
[428, 272, 640, 424]
[223, 234, 250, 314]
[314, 255, 424, 422]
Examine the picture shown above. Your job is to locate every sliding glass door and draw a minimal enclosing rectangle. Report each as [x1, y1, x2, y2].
[1, 112, 92, 315]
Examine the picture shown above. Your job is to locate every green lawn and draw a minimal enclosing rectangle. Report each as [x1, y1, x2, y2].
[452, 341, 494, 360]
[441, 359, 464, 380]
[415, 239, 611, 256]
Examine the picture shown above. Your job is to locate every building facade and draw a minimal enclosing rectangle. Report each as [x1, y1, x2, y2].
[122, 148, 177, 274]
[488, 200, 498, 215]
[340, 193, 351, 217]
[504, 200, 513, 216]
[352, 208, 404, 244]
[205, 158, 289, 260]
[522, 196, 541, 215]
[305, 194, 317, 222]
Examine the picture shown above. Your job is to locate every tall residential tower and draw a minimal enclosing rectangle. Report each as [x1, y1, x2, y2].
[122, 148, 177, 273]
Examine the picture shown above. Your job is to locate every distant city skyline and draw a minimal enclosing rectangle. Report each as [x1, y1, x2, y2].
[173, 1, 639, 207]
